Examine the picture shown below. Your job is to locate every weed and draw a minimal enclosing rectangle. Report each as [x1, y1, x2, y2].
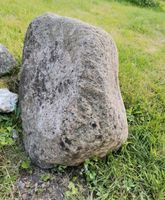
[40, 173, 51, 182]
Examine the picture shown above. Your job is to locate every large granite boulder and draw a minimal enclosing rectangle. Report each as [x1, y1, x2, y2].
[0, 44, 16, 76]
[19, 13, 128, 168]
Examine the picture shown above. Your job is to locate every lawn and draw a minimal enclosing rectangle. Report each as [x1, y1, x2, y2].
[0, 0, 165, 199]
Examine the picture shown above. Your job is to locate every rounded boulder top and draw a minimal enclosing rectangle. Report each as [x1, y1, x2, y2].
[19, 13, 128, 169]
[0, 44, 16, 77]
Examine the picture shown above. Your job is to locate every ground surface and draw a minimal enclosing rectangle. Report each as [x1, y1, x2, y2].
[0, 0, 165, 199]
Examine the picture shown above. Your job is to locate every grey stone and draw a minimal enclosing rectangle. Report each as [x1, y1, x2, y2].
[12, 129, 19, 140]
[0, 44, 16, 76]
[19, 13, 128, 168]
[0, 88, 18, 113]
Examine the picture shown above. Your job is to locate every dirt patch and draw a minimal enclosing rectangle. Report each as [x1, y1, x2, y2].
[13, 165, 88, 200]
[13, 167, 70, 200]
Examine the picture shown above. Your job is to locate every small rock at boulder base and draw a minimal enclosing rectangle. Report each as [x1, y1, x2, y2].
[0, 44, 16, 76]
[0, 88, 18, 113]
[20, 13, 128, 168]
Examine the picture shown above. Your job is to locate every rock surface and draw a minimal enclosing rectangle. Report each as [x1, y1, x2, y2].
[0, 88, 18, 113]
[20, 13, 128, 168]
[0, 44, 16, 76]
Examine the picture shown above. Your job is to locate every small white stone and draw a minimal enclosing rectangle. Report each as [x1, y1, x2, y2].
[12, 129, 19, 139]
[0, 88, 18, 113]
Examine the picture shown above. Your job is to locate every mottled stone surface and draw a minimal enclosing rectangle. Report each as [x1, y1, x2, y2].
[19, 13, 128, 168]
[0, 88, 18, 113]
[0, 44, 16, 76]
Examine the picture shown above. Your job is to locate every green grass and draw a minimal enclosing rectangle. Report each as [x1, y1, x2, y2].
[0, 0, 165, 199]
